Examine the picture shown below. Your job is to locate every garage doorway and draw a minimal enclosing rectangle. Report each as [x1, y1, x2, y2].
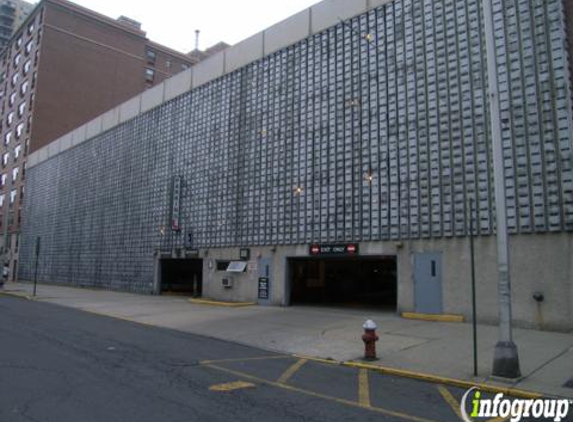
[288, 257, 397, 310]
[160, 259, 203, 296]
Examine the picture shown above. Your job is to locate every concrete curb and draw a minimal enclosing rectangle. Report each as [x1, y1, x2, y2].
[344, 361, 543, 400]
[189, 298, 256, 308]
[0, 291, 35, 300]
[402, 312, 464, 323]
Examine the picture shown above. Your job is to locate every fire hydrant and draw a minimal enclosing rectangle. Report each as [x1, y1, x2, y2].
[362, 319, 379, 361]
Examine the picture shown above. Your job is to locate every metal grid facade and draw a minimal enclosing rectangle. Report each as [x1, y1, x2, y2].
[19, 0, 573, 292]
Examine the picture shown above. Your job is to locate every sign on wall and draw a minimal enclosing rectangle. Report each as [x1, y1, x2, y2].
[309, 244, 359, 256]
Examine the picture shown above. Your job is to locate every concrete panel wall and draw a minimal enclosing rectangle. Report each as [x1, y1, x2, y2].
[101, 108, 120, 132]
[311, 0, 368, 34]
[264, 8, 311, 56]
[85, 117, 103, 140]
[119, 96, 141, 123]
[71, 125, 86, 147]
[164, 69, 193, 102]
[225, 33, 264, 73]
[141, 83, 165, 113]
[59, 133, 72, 151]
[369, 0, 395, 8]
[192, 52, 225, 89]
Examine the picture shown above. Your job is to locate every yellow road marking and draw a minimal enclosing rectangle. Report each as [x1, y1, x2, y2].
[358, 368, 371, 408]
[209, 381, 256, 392]
[206, 363, 444, 422]
[277, 358, 307, 384]
[438, 385, 464, 420]
[200, 355, 291, 365]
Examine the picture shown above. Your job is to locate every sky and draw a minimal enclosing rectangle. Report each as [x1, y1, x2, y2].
[51, 0, 323, 54]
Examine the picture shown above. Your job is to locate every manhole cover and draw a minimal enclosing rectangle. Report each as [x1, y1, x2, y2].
[564, 378, 573, 389]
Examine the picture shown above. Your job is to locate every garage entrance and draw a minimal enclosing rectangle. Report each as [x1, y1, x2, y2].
[289, 257, 397, 310]
[160, 259, 203, 296]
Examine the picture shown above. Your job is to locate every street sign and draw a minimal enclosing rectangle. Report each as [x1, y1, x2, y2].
[309, 243, 359, 256]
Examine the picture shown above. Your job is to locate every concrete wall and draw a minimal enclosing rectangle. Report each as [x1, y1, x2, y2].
[199, 234, 573, 331]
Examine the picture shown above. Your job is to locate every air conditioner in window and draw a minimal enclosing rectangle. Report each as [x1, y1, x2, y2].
[221, 278, 233, 289]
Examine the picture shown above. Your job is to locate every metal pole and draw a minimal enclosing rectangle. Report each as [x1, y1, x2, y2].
[469, 198, 477, 377]
[482, 0, 521, 378]
[33, 236, 40, 297]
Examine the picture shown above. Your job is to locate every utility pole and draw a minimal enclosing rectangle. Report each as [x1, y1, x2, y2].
[482, 0, 521, 378]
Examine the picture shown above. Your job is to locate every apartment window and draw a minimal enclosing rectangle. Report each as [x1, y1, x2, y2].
[11, 167, 18, 183]
[9, 92, 16, 106]
[16, 35, 22, 47]
[10, 189, 16, 204]
[146, 49, 156, 64]
[28, 23, 35, 35]
[4, 131, 11, 145]
[16, 123, 24, 138]
[0, 194, 4, 207]
[26, 116, 31, 133]
[11, 73, 19, 87]
[6, 112, 14, 125]
[14, 144, 21, 160]
[23, 60, 31, 75]
[20, 80, 28, 95]
[0, 174, 5, 187]
[25, 40, 33, 55]
[18, 101, 25, 117]
[2, 154, 8, 167]
[13, 53, 21, 67]
[145, 68, 154, 82]
[28, 93, 34, 111]
[31, 72, 37, 88]
[166, 59, 172, 70]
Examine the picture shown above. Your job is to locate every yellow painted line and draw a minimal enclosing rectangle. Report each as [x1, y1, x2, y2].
[358, 368, 371, 408]
[344, 362, 542, 400]
[189, 298, 256, 308]
[200, 355, 291, 365]
[209, 381, 256, 392]
[402, 312, 464, 323]
[438, 385, 464, 420]
[205, 363, 444, 422]
[277, 358, 307, 384]
[292, 354, 340, 366]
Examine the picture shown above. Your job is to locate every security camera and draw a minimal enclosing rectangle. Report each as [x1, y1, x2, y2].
[532, 292, 544, 303]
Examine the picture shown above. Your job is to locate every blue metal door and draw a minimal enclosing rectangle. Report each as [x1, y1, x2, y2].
[414, 253, 443, 314]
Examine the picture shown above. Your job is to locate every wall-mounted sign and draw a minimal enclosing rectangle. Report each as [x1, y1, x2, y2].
[240, 248, 250, 261]
[258, 277, 269, 300]
[171, 176, 182, 231]
[309, 243, 359, 256]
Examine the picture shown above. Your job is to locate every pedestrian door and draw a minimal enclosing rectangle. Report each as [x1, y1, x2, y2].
[414, 253, 443, 314]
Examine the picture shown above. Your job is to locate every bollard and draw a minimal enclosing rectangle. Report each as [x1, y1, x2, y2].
[362, 319, 379, 361]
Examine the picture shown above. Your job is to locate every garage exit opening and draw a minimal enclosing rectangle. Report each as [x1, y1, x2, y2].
[289, 257, 397, 310]
[160, 259, 203, 296]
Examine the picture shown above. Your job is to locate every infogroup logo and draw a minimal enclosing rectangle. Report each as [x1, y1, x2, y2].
[460, 388, 571, 422]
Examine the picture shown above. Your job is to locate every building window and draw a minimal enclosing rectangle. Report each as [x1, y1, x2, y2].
[20, 80, 28, 95]
[11, 73, 19, 87]
[0, 174, 5, 187]
[18, 102, 26, 117]
[9, 92, 16, 106]
[25, 40, 33, 55]
[28, 22, 35, 35]
[16, 35, 22, 47]
[166, 59, 172, 70]
[4, 131, 11, 145]
[10, 189, 16, 205]
[14, 144, 21, 160]
[2, 154, 8, 167]
[13, 53, 21, 67]
[6, 112, 14, 125]
[23, 60, 31, 75]
[16, 122, 24, 138]
[146, 49, 156, 64]
[11, 167, 18, 183]
[145, 68, 154, 83]
[0, 194, 4, 207]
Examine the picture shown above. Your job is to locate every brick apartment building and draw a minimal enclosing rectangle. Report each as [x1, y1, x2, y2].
[0, 0, 203, 279]
[0, 0, 34, 49]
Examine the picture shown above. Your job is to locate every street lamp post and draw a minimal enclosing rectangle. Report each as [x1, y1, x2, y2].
[482, 0, 521, 378]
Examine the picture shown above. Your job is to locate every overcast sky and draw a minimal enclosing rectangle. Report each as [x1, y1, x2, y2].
[55, 0, 322, 54]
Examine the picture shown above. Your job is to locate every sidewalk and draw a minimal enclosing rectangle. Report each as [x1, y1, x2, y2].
[2, 281, 572, 398]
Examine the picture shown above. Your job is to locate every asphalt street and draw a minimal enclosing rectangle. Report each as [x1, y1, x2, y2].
[0, 296, 569, 422]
